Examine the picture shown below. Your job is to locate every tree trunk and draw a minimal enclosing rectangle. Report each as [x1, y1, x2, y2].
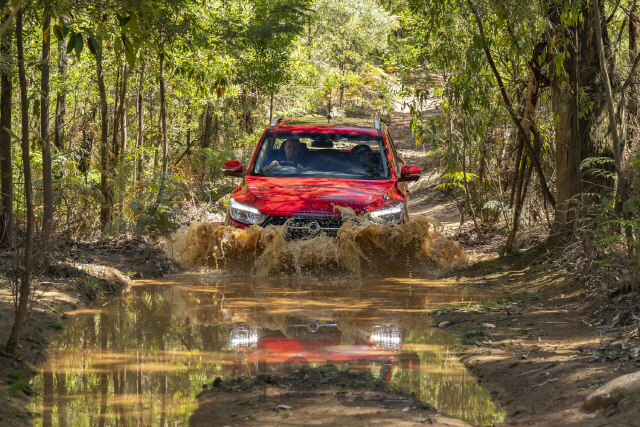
[111, 63, 122, 166]
[548, 0, 615, 239]
[201, 104, 212, 148]
[117, 64, 127, 159]
[269, 93, 274, 123]
[54, 22, 67, 150]
[213, 113, 220, 149]
[594, 0, 629, 240]
[506, 42, 547, 248]
[153, 115, 161, 171]
[0, 12, 13, 248]
[6, 10, 34, 353]
[154, 52, 169, 207]
[462, 138, 485, 244]
[95, 33, 111, 228]
[186, 113, 191, 156]
[628, 1, 637, 156]
[122, 99, 127, 155]
[41, 5, 53, 248]
[136, 66, 145, 182]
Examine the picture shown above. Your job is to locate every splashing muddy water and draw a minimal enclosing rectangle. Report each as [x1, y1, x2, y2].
[168, 216, 467, 276]
[29, 274, 505, 426]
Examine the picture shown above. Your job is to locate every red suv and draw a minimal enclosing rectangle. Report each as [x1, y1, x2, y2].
[221, 116, 421, 238]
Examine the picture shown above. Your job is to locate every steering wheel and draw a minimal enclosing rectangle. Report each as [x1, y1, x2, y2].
[278, 161, 297, 167]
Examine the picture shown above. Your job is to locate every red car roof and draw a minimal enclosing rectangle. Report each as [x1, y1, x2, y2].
[271, 117, 380, 136]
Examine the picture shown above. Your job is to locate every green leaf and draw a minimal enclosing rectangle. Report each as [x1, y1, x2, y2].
[53, 25, 63, 41]
[74, 33, 83, 59]
[117, 14, 131, 27]
[0, 0, 8, 9]
[126, 12, 139, 33]
[66, 37, 74, 54]
[2, 126, 17, 139]
[143, 39, 157, 51]
[125, 45, 135, 67]
[115, 36, 122, 54]
[88, 35, 99, 56]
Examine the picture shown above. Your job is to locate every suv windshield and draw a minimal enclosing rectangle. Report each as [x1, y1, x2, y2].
[251, 132, 390, 180]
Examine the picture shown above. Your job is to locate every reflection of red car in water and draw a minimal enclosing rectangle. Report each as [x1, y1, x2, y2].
[226, 317, 409, 381]
[222, 117, 421, 239]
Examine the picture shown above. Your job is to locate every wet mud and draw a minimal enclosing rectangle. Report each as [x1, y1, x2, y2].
[29, 274, 504, 426]
[168, 216, 467, 276]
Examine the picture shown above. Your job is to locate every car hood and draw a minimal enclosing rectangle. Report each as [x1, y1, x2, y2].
[234, 177, 401, 216]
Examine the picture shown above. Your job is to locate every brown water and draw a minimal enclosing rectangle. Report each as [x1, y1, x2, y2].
[168, 216, 467, 276]
[30, 274, 505, 426]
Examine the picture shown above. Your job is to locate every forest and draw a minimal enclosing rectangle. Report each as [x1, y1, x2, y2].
[0, 0, 639, 425]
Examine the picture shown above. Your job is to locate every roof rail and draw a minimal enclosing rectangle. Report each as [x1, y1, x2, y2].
[270, 115, 284, 127]
[374, 117, 381, 129]
[374, 117, 382, 135]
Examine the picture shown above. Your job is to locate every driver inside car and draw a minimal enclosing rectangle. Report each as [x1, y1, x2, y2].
[268, 138, 313, 172]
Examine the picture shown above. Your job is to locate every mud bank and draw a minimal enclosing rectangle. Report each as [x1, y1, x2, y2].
[168, 216, 467, 276]
[438, 250, 640, 427]
[0, 239, 169, 426]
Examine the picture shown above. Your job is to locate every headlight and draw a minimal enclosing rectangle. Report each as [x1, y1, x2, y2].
[369, 203, 404, 224]
[229, 198, 267, 225]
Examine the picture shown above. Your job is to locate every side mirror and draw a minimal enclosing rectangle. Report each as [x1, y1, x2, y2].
[222, 160, 244, 177]
[399, 165, 421, 182]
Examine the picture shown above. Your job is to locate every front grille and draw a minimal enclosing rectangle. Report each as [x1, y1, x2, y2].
[265, 215, 344, 239]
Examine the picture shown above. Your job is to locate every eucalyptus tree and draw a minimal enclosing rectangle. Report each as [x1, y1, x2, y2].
[0, 9, 13, 247]
[7, 7, 34, 353]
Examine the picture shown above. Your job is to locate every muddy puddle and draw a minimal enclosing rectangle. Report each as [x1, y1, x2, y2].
[29, 274, 505, 426]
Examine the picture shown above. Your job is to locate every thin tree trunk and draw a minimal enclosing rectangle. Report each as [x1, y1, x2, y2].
[213, 113, 220, 149]
[0, 12, 13, 247]
[41, 4, 53, 248]
[111, 64, 122, 165]
[118, 64, 127, 158]
[153, 115, 161, 171]
[54, 23, 67, 150]
[462, 135, 486, 244]
[201, 104, 212, 148]
[136, 68, 146, 181]
[7, 10, 34, 353]
[507, 156, 527, 247]
[122, 101, 127, 154]
[154, 52, 169, 207]
[96, 30, 111, 228]
[269, 93, 274, 123]
[186, 113, 191, 156]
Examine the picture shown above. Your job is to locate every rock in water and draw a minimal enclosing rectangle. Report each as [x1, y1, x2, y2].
[583, 371, 640, 411]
